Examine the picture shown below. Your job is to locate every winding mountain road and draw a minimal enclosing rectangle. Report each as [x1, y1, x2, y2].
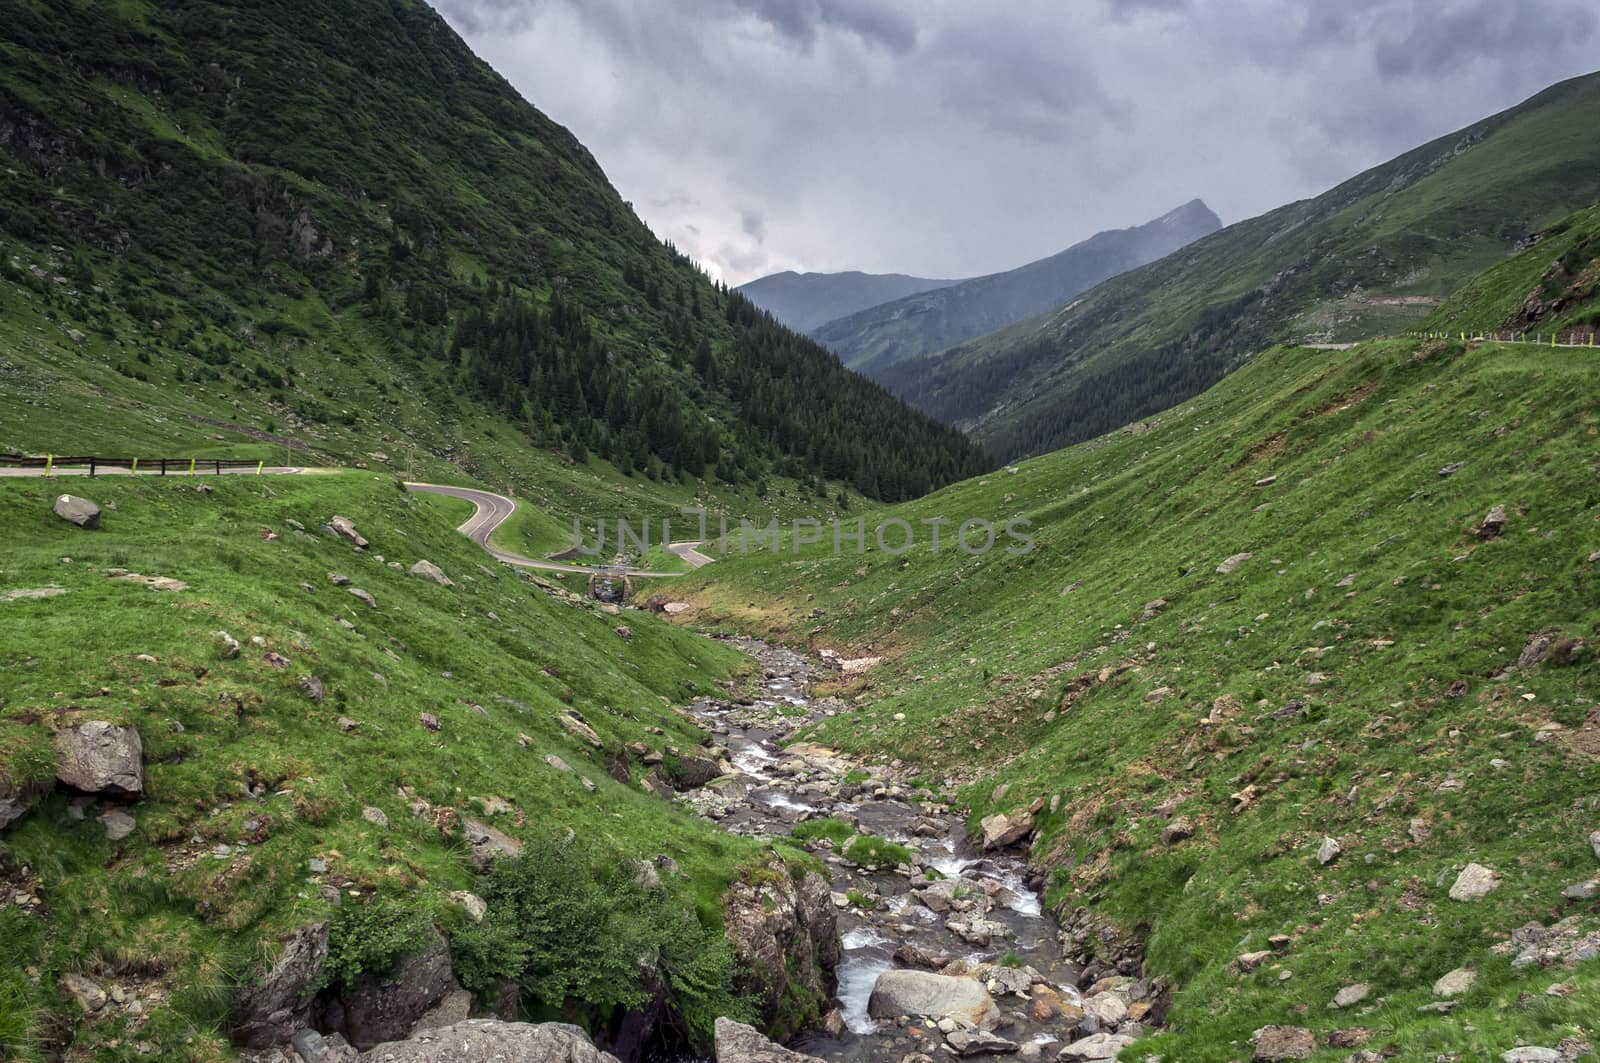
[405, 481, 703, 578]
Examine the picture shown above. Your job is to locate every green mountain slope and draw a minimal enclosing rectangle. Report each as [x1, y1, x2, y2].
[0, 0, 985, 502]
[676, 327, 1600, 1060]
[735, 269, 957, 334]
[813, 199, 1221, 371]
[885, 71, 1600, 462]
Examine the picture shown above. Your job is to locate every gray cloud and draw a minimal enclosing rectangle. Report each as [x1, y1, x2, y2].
[434, 0, 1600, 285]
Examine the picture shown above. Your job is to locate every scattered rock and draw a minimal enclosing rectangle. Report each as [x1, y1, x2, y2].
[409, 561, 453, 587]
[712, 1016, 825, 1062]
[1562, 881, 1598, 900]
[98, 807, 137, 840]
[461, 819, 522, 868]
[1232, 950, 1273, 975]
[337, 716, 361, 733]
[1438, 462, 1463, 477]
[1254, 475, 1277, 487]
[867, 970, 1000, 1030]
[358, 1020, 621, 1062]
[449, 891, 487, 923]
[325, 516, 368, 548]
[1252, 1025, 1316, 1061]
[1328, 1028, 1372, 1048]
[544, 754, 571, 773]
[1216, 552, 1253, 575]
[362, 806, 389, 829]
[1161, 818, 1194, 845]
[944, 1029, 1018, 1056]
[107, 570, 188, 591]
[1502, 1049, 1561, 1063]
[1058, 1033, 1138, 1060]
[63, 971, 107, 1013]
[54, 721, 143, 796]
[420, 713, 441, 733]
[1433, 967, 1476, 997]
[264, 651, 292, 669]
[349, 587, 377, 608]
[0, 586, 68, 601]
[328, 572, 352, 586]
[614, 625, 632, 640]
[1478, 505, 1507, 539]
[1449, 862, 1502, 901]
[557, 712, 602, 748]
[1317, 836, 1342, 865]
[52, 494, 101, 528]
[302, 675, 326, 704]
[1329, 983, 1369, 1009]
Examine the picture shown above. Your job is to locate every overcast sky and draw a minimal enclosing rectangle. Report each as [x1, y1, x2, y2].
[433, 0, 1599, 286]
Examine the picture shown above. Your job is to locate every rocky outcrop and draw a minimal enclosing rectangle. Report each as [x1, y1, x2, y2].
[1252, 1024, 1315, 1060]
[979, 809, 1034, 850]
[360, 1020, 621, 1062]
[722, 864, 838, 1039]
[462, 819, 522, 869]
[319, 928, 461, 1049]
[53, 721, 143, 796]
[325, 516, 369, 548]
[0, 771, 41, 830]
[53, 494, 101, 528]
[712, 1017, 824, 1062]
[866, 970, 1000, 1030]
[232, 922, 331, 1047]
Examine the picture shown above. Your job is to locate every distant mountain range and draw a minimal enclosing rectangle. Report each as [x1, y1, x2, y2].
[736, 270, 957, 333]
[884, 71, 1600, 461]
[814, 199, 1223, 371]
[739, 200, 1221, 373]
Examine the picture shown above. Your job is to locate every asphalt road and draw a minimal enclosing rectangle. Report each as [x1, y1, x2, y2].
[405, 481, 696, 578]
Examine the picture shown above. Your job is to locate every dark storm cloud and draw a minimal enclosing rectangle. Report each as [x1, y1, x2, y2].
[432, 0, 1600, 285]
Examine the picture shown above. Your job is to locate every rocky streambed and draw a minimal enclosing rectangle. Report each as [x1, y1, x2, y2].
[678, 638, 1162, 1063]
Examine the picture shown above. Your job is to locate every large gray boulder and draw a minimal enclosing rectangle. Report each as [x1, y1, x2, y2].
[866, 970, 1000, 1030]
[53, 494, 101, 528]
[319, 926, 461, 1049]
[360, 1020, 620, 1062]
[713, 1017, 824, 1062]
[53, 721, 143, 796]
[232, 922, 331, 1047]
[408, 561, 453, 587]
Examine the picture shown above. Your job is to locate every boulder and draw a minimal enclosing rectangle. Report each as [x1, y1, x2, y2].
[54, 721, 143, 796]
[359, 1020, 620, 1062]
[712, 1017, 825, 1062]
[1449, 862, 1501, 901]
[232, 922, 331, 1047]
[558, 712, 603, 748]
[320, 927, 460, 1049]
[667, 752, 722, 790]
[302, 675, 327, 704]
[1160, 819, 1194, 845]
[1317, 837, 1342, 865]
[349, 588, 378, 608]
[409, 561, 453, 587]
[1433, 967, 1476, 997]
[63, 971, 107, 1013]
[979, 810, 1034, 850]
[1502, 1050, 1561, 1063]
[1329, 983, 1368, 1008]
[53, 494, 101, 529]
[98, 807, 137, 840]
[866, 970, 999, 1030]
[1252, 1025, 1315, 1061]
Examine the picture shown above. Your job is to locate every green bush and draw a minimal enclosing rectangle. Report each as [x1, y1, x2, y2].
[319, 898, 433, 992]
[842, 835, 912, 869]
[450, 837, 753, 1046]
[789, 817, 854, 847]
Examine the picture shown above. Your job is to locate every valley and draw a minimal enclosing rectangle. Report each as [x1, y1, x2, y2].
[2, 2, 1599, 1062]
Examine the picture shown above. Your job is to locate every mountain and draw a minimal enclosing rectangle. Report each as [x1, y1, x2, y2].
[735, 269, 956, 333]
[882, 71, 1600, 462]
[810, 199, 1222, 371]
[0, 0, 986, 503]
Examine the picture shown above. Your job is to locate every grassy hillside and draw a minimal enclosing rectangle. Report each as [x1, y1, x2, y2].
[0, 0, 985, 502]
[0, 470, 833, 1060]
[671, 334, 1600, 1059]
[735, 270, 957, 334]
[883, 71, 1600, 462]
[814, 199, 1220, 372]
[1426, 201, 1600, 339]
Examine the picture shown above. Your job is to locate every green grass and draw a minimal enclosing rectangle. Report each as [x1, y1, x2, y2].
[0, 470, 775, 1059]
[678, 334, 1600, 1059]
[842, 835, 913, 870]
[789, 817, 854, 847]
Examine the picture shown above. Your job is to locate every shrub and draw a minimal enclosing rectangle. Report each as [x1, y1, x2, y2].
[319, 898, 432, 992]
[842, 835, 912, 869]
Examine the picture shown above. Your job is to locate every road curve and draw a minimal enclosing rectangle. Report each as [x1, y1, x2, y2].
[405, 481, 695, 578]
